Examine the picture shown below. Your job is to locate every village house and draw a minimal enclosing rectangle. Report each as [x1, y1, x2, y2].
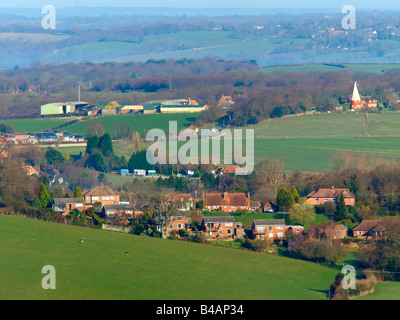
[304, 186, 355, 206]
[217, 95, 235, 109]
[201, 216, 238, 239]
[203, 192, 250, 212]
[263, 202, 277, 213]
[24, 165, 39, 177]
[252, 219, 286, 240]
[165, 193, 196, 211]
[166, 215, 193, 234]
[250, 200, 261, 211]
[352, 220, 386, 239]
[252, 219, 305, 240]
[52, 198, 89, 216]
[220, 165, 242, 175]
[102, 204, 143, 225]
[84, 184, 120, 206]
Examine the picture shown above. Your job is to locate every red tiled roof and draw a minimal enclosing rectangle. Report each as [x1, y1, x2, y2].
[205, 193, 249, 207]
[307, 186, 355, 199]
[24, 165, 39, 176]
[85, 184, 119, 197]
[352, 220, 381, 232]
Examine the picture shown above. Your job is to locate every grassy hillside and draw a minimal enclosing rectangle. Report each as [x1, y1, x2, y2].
[64, 113, 199, 137]
[245, 111, 400, 172]
[0, 117, 74, 134]
[0, 215, 339, 300]
[354, 282, 400, 300]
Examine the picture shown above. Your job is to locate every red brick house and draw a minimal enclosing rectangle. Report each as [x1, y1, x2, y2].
[166, 193, 196, 211]
[52, 198, 89, 216]
[304, 186, 355, 206]
[285, 225, 306, 236]
[201, 216, 237, 239]
[204, 192, 250, 212]
[166, 216, 193, 234]
[84, 184, 120, 206]
[252, 219, 287, 240]
[352, 220, 386, 239]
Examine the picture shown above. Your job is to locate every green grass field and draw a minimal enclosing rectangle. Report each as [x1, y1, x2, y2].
[246, 112, 400, 172]
[64, 113, 199, 137]
[355, 282, 400, 300]
[0, 214, 340, 300]
[0, 117, 75, 134]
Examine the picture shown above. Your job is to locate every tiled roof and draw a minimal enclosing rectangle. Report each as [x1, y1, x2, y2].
[85, 184, 119, 197]
[54, 198, 85, 205]
[307, 186, 355, 199]
[352, 220, 381, 231]
[205, 193, 249, 207]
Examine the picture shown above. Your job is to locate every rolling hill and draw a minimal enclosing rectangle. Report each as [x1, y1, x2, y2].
[0, 214, 339, 300]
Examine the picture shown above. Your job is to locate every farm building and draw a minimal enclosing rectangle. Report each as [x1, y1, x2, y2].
[350, 82, 377, 109]
[120, 105, 144, 114]
[142, 99, 207, 114]
[101, 101, 121, 116]
[40, 101, 89, 116]
[40, 103, 70, 116]
[159, 104, 207, 113]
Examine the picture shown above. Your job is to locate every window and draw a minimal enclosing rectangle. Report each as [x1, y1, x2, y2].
[92, 196, 99, 201]
[315, 198, 319, 201]
[178, 224, 183, 229]
[258, 226, 265, 233]
[277, 232, 283, 238]
[227, 229, 232, 234]
[219, 230, 223, 235]
[269, 233, 273, 238]
[225, 223, 233, 227]
[276, 225, 283, 229]
[103, 197, 110, 201]
[324, 198, 328, 202]
[269, 226, 272, 231]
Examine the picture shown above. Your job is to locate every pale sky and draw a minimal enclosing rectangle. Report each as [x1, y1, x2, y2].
[0, 0, 399, 9]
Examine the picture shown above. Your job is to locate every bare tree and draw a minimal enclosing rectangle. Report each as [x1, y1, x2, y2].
[254, 159, 285, 199]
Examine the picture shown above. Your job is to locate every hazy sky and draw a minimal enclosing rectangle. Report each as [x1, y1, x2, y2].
[0, 0, 399, 9]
